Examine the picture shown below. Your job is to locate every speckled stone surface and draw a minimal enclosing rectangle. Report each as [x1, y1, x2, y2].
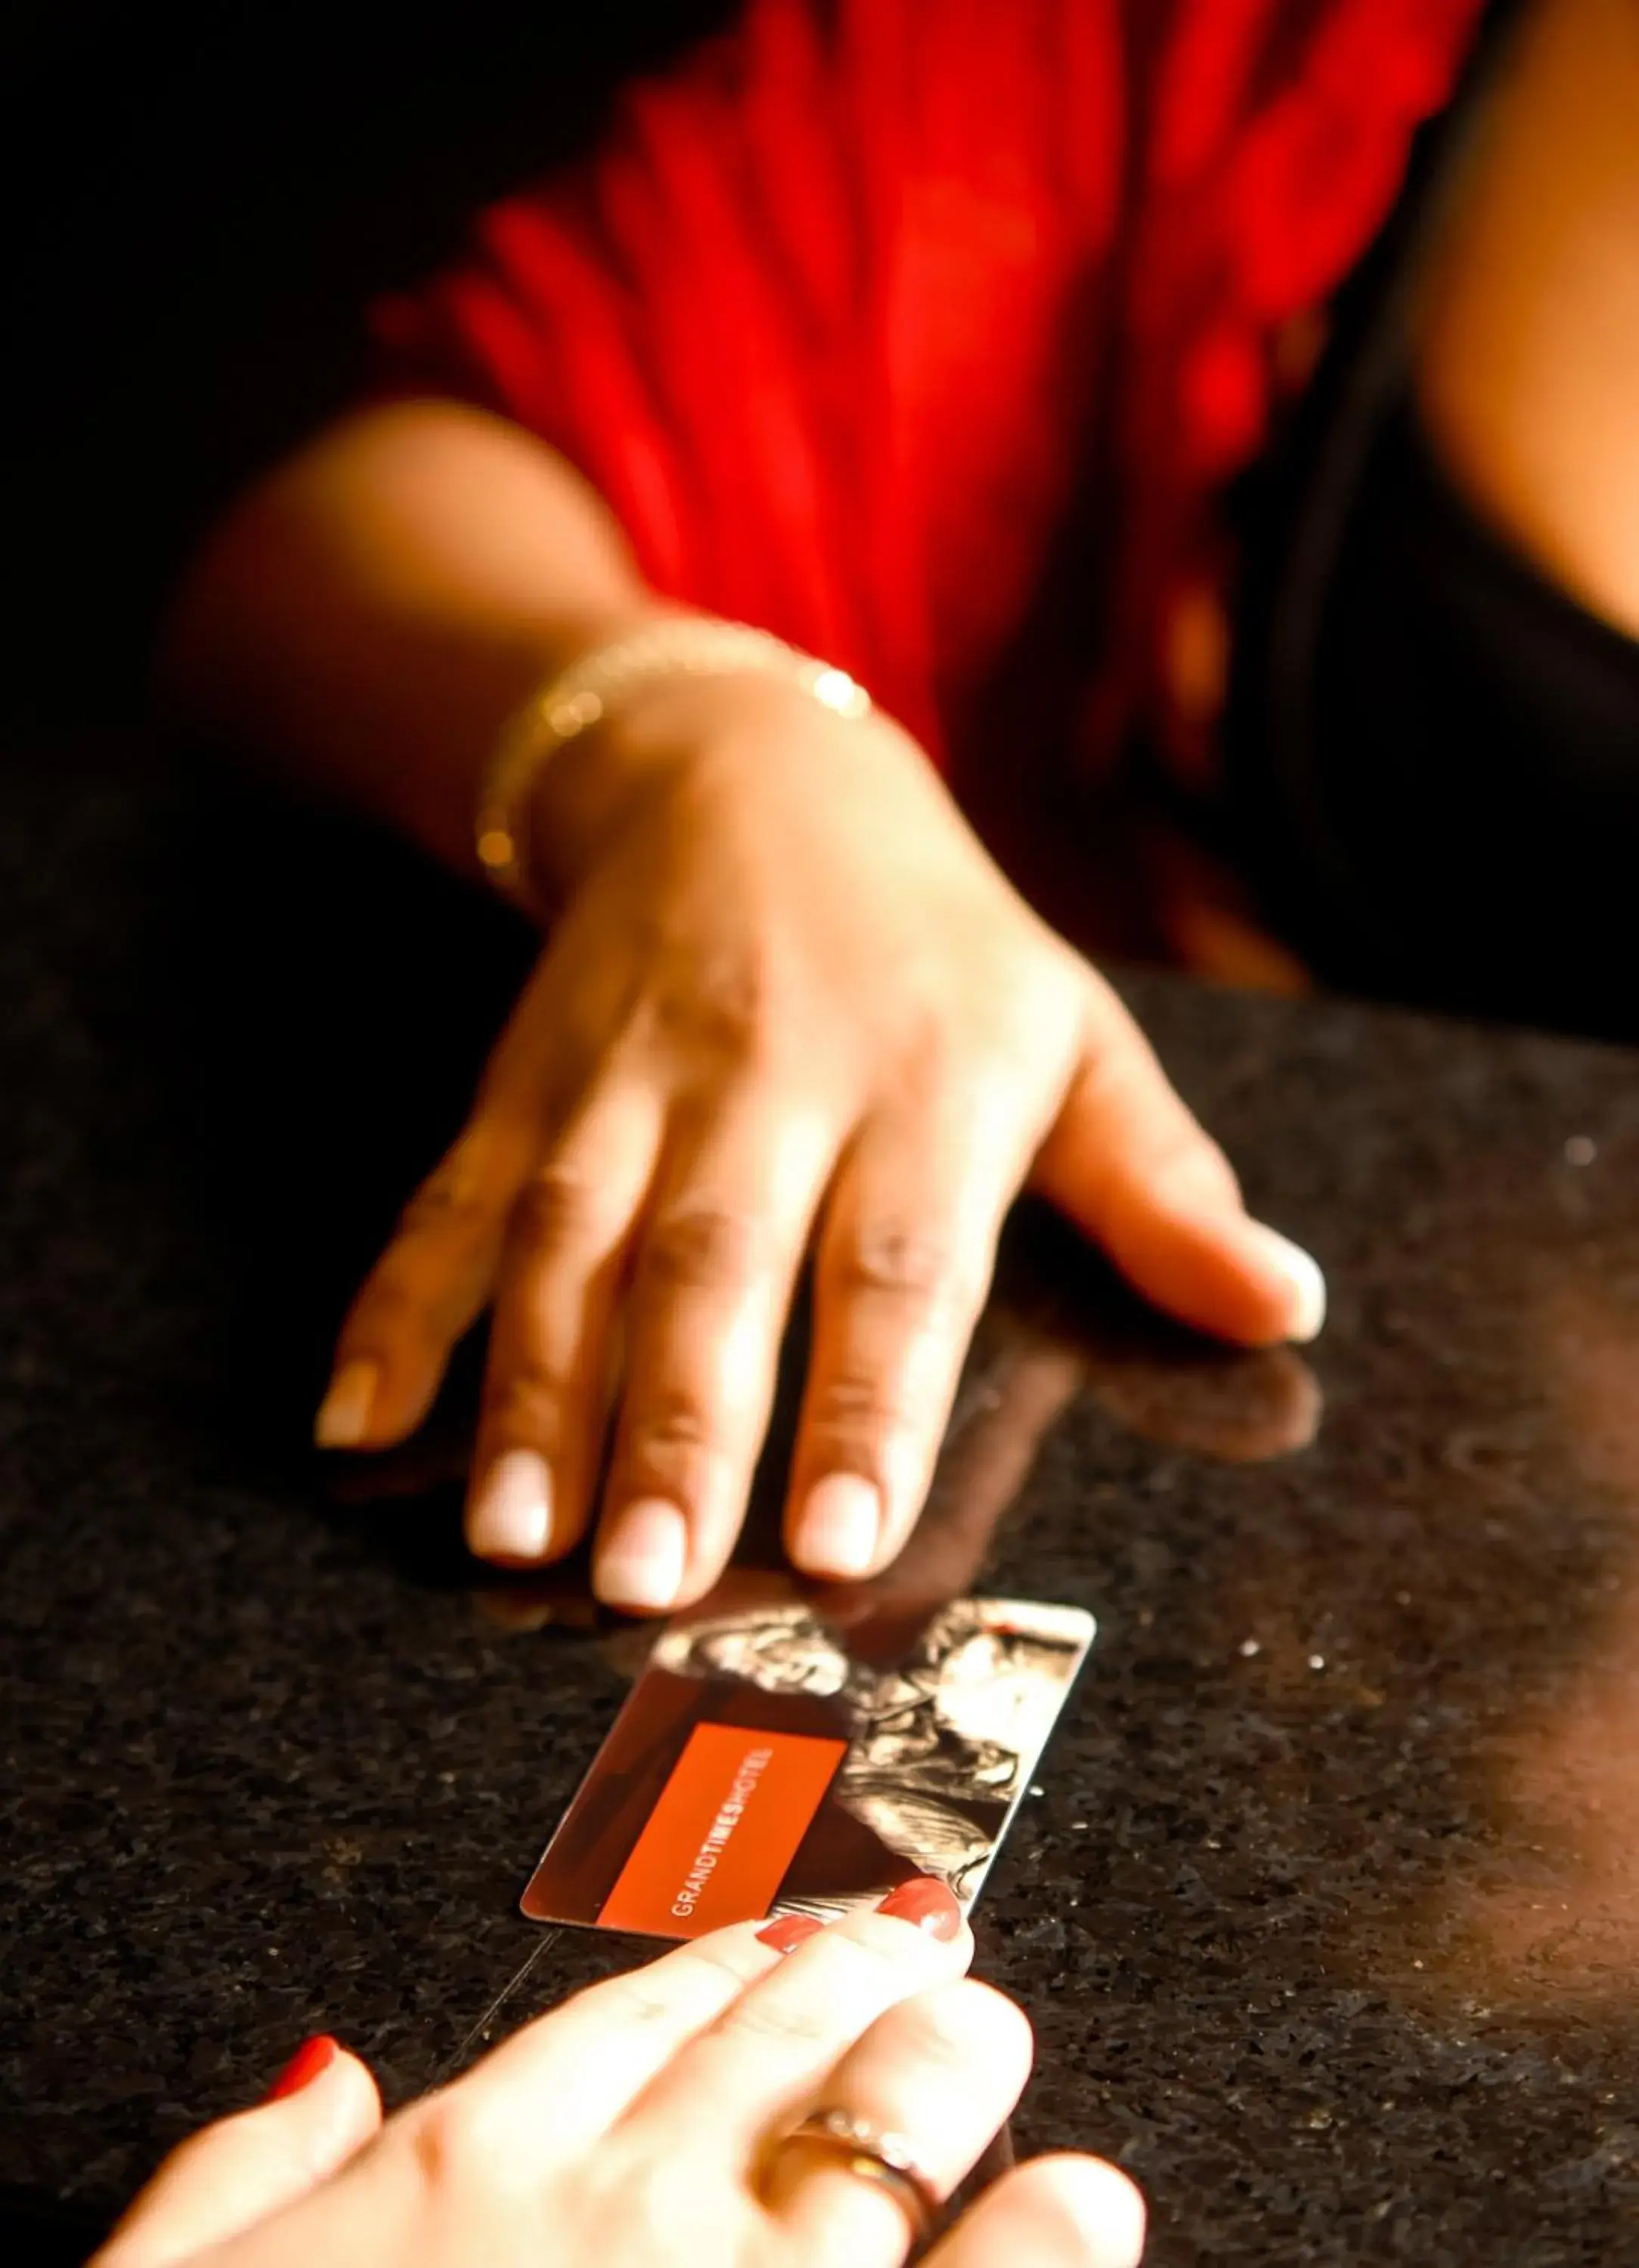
[5, 734, 1639, 2263]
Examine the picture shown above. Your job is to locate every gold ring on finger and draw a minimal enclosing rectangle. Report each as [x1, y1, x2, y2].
[776, 2107, 940, 2246]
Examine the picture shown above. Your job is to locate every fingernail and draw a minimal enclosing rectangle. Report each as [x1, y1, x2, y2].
[1247, 1225, 1327, 1343]
[595, 1497, 688, 1612]
[875, 1876, 963, 1941]
[314, 1360, 378, 1448]
[792, 1473, 880, 1579]
[467, 1448, 553, 1563]
[756, 1913, 826, 1955]
[264, 2034, 340, 2102]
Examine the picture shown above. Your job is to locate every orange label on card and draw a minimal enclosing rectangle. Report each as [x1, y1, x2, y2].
[597, 1721, 846, 1939]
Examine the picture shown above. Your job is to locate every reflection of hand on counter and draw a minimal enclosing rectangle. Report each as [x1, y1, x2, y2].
[1077, 1331, 1321, 1467]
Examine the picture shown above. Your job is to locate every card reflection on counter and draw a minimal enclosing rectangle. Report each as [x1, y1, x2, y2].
[522, 1577, 1094, 1940]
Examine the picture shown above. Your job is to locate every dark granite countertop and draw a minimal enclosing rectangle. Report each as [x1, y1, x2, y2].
[5, 733, 1639, 2265]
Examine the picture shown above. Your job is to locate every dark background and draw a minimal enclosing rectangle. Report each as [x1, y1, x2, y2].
[2, 2, 732, 720]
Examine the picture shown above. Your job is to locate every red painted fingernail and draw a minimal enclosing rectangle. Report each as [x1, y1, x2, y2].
[875, 1877, 963, 1941]
[757, 1913, 826, 1955]
[264, 2035, 340, 2102]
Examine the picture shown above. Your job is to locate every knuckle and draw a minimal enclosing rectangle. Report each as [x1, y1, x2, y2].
[835, 1222, 948, 1300]
[642, 1201, 764, 1295]
[660, 944, 785, 1067]
[602, 1981, 681, 2031]
[714, 1993, 835, 2054]
[577, 1936, 757, 2041]
[398, 1160, 491, 1244]
[402, 2087, 513, 2197]
[886, 1997, 980, 2077]
[677, 1939, 765, 1997]
[615, 1391, 717, 1505]
[897, 1978, 1031, 2077]
[481, 1365, 569, 1445]
[507, 1165, 611, 1256]
[627, 1390, 714, 1458]
[804, 1366, 908, 1444]
[832, 1222, 978, 1321]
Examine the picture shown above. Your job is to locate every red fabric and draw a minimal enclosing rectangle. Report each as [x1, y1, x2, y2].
[370, 0, 1487, 782]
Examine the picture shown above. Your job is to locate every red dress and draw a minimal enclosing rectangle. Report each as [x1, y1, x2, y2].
[371, 0, 1487, 796]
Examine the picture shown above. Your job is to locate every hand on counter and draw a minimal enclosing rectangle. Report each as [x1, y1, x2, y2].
[93, 1885, 1144, 2268]
[312, 673, 1323, 1619]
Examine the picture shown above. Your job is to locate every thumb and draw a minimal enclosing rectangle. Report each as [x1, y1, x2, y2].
[94, 2037, 382, 2268]
[1031, 978, 1325, 1349]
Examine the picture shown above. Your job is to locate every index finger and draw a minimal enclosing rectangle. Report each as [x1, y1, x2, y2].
[448, 1916, 801, 2154]
[623, 1882, 971, 2153]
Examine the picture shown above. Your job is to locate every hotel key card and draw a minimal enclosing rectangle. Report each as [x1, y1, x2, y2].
[522, 1579, 1095, 1940]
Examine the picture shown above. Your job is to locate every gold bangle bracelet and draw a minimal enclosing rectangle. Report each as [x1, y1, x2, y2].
[474, 618, 872, 916]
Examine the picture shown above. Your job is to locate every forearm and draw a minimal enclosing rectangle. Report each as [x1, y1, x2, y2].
[161, 398, 677, 894]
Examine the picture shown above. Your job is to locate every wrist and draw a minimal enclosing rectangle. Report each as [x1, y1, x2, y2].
[494, 619, 878, 911]
[515, 668, 691, 904]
